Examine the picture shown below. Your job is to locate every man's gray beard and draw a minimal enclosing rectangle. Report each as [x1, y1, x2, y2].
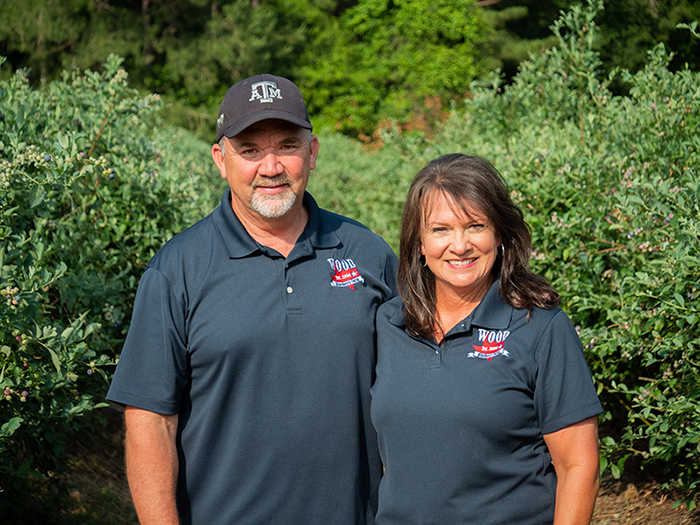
[251, 188, 297, 219]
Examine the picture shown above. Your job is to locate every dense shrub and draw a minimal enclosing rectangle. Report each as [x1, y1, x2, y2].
[1, 0, 698, 514]
[443, 8, 700, 504]
[314, 0, 700, 506]
[0, 54, 220, 515]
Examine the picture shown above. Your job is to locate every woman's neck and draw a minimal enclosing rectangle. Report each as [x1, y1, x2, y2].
[434, 278, 493, 342]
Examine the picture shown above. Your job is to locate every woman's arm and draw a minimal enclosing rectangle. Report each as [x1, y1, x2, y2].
[543, 415, 600, 525]
[125, 406, 180, 525]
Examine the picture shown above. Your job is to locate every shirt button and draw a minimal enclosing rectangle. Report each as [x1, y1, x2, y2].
[287, 286, 293, 294]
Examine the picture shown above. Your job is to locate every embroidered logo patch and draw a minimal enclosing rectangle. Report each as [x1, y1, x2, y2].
[327, 258, 364, 290]
[249, 81, 282, 103]
[468, 329, 511, 361]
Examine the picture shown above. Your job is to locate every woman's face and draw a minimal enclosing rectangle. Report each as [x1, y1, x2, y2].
[420, 192, 501, 300]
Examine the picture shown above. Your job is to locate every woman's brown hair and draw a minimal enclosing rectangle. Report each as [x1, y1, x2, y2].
[398, 153, 560, 339]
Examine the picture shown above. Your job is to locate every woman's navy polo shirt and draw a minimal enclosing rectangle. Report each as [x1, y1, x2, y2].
[107, 189, 398, 524]
[370, 280, 602, 525]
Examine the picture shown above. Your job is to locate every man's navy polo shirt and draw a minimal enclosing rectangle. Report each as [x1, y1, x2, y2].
[107, 189, 398, 524]
[371, 280, 602, 525]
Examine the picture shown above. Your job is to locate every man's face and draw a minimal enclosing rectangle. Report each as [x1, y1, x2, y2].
[212, 119, 319, 222]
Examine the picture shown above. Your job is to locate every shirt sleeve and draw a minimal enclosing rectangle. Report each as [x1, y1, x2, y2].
[384, 249, 400, 299]
[106, 267, 189, 415]
[533, 309, 602, 435]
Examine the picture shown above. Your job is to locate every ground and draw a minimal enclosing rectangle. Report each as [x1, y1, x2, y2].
[10, 409, 700, 524]
[593, 479, 700, 525]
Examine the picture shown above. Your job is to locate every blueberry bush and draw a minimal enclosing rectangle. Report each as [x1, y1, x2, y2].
[0, 54, 220, 516]
[312, 0, 700, 506]
[1, 0, 699, 516]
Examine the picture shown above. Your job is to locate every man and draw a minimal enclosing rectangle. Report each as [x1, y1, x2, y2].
[107, 74, 398, 524]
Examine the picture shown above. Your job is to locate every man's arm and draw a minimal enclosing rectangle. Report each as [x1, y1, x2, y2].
[543, 415, 600, 525]
[125, 406, 180, 525]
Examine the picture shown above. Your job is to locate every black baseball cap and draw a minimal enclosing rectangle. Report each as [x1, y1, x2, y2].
[215, 74, 312, 143]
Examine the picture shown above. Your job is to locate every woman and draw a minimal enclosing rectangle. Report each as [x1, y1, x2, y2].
[371, 154, 602, 525]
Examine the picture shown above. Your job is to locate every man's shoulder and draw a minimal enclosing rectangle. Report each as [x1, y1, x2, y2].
[147, 209, 218, 272]
[317, 207, 391, 248]
[317, 206, 370, 231]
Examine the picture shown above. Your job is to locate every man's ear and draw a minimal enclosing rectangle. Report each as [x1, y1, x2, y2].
[309, 134, 320, 171]
[212, 142, 227, 179]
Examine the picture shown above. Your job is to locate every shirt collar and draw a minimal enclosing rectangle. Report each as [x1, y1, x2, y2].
[213, 189, 341, 259]
[389, 279, 513, 333]
[468, 279, 513, 330]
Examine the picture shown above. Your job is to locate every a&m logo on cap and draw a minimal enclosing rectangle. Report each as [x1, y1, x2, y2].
[327, 258, 364, 290]
[468, 329, 511, 361]
[249, 81, 283, 103]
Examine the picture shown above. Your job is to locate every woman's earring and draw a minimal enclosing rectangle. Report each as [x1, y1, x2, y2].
[497, 244, 505, 257]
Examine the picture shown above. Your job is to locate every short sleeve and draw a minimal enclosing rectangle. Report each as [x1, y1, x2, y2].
[383, 249, 399, 299]
[533, 310, 602, 435]
[106, 267, 189, 415]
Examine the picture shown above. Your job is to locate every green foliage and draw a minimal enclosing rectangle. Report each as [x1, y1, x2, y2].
[0, 54, 220, 516]
[594, 0, 700, 79]
[309, 132, 412, 250]
[3, 0, 700, 143]
[159, 0, 310, 107]
[479, 0, 569, 76]
[1, 0, 700, 512]
[299, 0, 488, 137]
[314, 0, 700, 504]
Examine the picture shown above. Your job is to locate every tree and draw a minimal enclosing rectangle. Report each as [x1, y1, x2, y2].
[479, 0, 700, 88]
[478, 0, 574, 78]
[0, 0, 318, 138]
[298, 0, 488, 137]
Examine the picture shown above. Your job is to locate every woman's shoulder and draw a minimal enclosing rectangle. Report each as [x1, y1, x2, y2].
[377, 296, 404, 323]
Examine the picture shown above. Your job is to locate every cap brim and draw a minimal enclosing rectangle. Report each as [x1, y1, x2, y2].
[220, 110, 312, 141]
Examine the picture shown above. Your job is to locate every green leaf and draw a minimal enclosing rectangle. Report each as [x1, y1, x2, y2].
[84, 323, 99, 337]
[61, 327, 74, 341]
[57, 131, 69, 150]
[610, 464, 621, 479]
[48, 348, 62, 374]
[674, 293, 685, 308]
[29, 185, 46, 208]
[0, 417, 23, 438]
[599, 455, 608, 475]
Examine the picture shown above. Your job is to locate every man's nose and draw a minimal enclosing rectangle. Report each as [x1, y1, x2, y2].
[258, 150, 283, 176]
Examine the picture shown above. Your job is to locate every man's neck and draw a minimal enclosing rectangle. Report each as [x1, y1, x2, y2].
[232, 201, 308, 258]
